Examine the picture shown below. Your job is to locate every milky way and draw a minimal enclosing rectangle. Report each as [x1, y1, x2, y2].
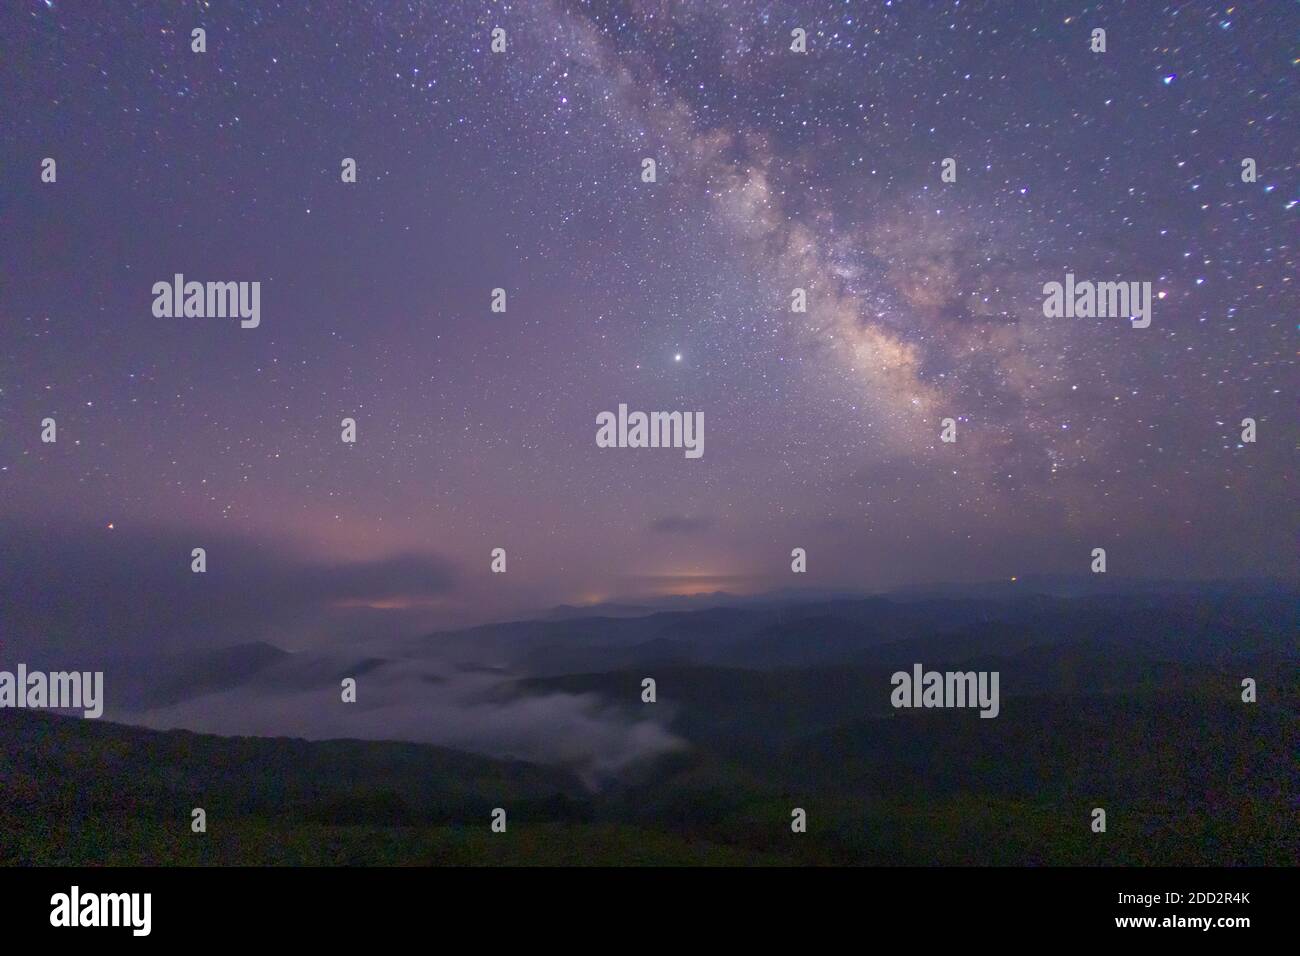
[1, 1, 1295, 650]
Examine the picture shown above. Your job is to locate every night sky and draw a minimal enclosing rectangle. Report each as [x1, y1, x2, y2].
[2, 1, 1296, 655]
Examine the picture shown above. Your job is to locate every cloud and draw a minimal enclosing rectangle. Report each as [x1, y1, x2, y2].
[0, 519, 460, 658]
[118, 652, 684, 787]
[649, 515, 715, 534]
[0, 519, 686, 783]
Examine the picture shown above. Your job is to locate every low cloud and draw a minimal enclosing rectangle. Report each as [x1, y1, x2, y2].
[649, 515, 715, 535]
[1, 520, 685, 782]
[0, 520, 459, 658]
[113, 651, 683, 786]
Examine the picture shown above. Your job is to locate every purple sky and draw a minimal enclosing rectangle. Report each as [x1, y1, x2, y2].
[2, 1, 1295, 656]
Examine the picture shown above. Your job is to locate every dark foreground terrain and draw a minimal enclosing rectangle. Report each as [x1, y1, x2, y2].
[2, 587, 1296, 865]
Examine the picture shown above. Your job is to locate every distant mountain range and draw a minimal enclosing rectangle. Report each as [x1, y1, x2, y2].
[2, 583, 1295, 864]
